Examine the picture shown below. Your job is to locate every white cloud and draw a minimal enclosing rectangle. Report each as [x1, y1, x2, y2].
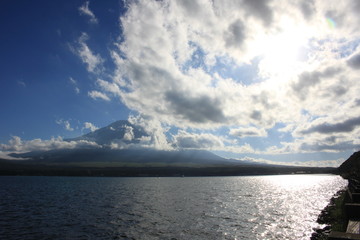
[173, 130, 225, 150]
[170, 130, 258, 154]
[56, 119, 74, 131]
[123, 125, 134, 141]
[76, 0, 360, 159]
[237, 156, 345, 168]
[83, 122, 98, 132]
[79, 1, 98, 24]
[102, 0, 306, 129]
[74, 33, 103, 73]
[128, 115, 171, 150]
[69, 77, 80, 94]
[0, 151, 24, 160]
[88, 90, 110, 101]
[0, 136, 99, 153]
[96, 79, 122, 97]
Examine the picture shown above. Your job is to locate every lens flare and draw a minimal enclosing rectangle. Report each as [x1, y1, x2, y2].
[326, 17, 336, 29]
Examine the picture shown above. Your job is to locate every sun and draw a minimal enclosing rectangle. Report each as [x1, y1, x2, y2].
[256, 28, 309, 80]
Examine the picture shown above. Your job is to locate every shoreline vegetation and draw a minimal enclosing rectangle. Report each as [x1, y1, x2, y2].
[0, 160, 336, 177]
[0, 147, 337, 177]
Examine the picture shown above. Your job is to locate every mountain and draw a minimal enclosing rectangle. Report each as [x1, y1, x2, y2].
[9, 148, 234, 166]
[66, 120, 148, 145]
[0, 120, 337, 176]
[7, 120, 237, 167]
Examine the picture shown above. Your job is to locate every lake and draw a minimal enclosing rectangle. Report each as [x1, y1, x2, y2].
[0, 175, 347, 240]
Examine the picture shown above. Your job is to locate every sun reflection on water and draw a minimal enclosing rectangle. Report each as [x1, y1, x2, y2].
[263, 174, 326, 189]
[251, 174, 346, 239]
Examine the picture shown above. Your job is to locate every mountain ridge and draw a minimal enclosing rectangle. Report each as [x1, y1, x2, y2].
[0, 120, 337, 176]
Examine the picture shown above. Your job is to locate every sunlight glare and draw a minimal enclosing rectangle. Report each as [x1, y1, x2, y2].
[257, 28, 308, 79]
[265, 175, 321, 190]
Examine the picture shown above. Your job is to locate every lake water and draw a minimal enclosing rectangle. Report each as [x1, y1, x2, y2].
[0, 175, 347, 240]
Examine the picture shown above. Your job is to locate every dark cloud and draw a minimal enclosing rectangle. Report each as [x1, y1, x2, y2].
[174, 134, 222, 149]
[231, 130, 258, 137]
[291, 71, 321, 99]
[229, 127, 266, 137]
[347, 53, 360, 69]
[355, 99, 360, 106]
[243, 0, 273, 26]
[301, 116, 360, 134]
[225, 19, 246, 48]
[252, 91, 273, 108]
[250, 110, 262, 121]
[165, 91, 226, 124]
[300, 141, 360, 152]
[332, 85, 347, 97]
[291, 67, 342, 99]
[300, 0, 316, 20]
[321, 66, 342, 77]
[354, 1, 360, 11]
[324, 136, 338, 143]
[177, 0, 201, 17]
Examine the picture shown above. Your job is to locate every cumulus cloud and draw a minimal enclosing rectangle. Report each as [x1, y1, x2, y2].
[347, 53, 360, 69]
[79, 1, 98, 24]
[225, 19, 246, 48]
[239, 156, 345, 168]
[123, 125, 134, 141]
[266, 130, 360, 154]
[290, 66, 343, 100]
[300, 116, 360, 135]
[165, 90, 226, 124]
[300, 0, 316, 20]
[0, 151, 23, 160]
[88, 90, 110, 101]
[75, 0, 360, 159]
[173, 130, 225, 150]
[74, 33, 103, 73]
[0, 136, 99, 153]
[83, 122, 98, 132]
[128, 115, 171, 150]
[230, 126, 267, 138]
[241, 0, 273, 26]
[104, 0, 355, 129]
[56, 119, 74, 131]
[299, 141, 359, 153]
[96, 79, 122, 97]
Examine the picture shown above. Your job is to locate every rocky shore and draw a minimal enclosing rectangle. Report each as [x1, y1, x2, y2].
[311, 150, 360, 240]
[311, 189, 347, 240]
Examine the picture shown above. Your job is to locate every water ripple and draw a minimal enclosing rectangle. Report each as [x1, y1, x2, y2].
[0, 175, 347, 240]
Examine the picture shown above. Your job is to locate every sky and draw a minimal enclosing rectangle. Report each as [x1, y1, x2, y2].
[1, 0, 360, 167]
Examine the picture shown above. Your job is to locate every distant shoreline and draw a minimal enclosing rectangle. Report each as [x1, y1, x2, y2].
[0, 161, 337, 177]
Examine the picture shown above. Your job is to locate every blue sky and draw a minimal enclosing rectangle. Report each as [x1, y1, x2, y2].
[1, 0, 360, 167]
[0, 0, 129, 139]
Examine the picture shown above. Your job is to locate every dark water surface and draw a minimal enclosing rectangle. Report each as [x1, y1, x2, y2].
[0, 175, 346, 240]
